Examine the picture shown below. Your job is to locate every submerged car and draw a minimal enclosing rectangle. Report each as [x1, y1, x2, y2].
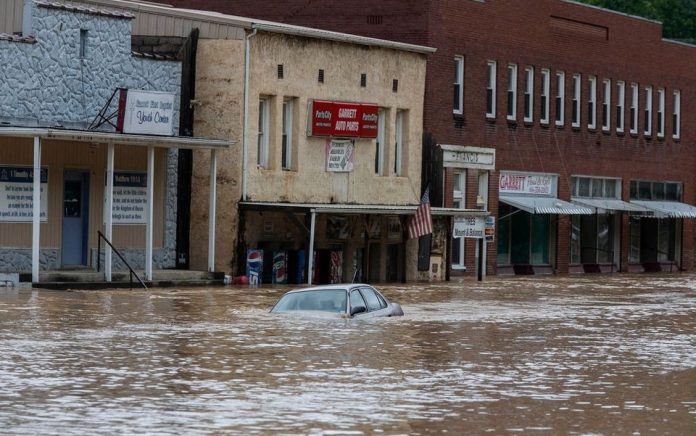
[270, 284, 404, 318]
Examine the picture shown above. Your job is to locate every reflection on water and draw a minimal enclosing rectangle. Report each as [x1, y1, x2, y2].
[1, 274, 695, 434]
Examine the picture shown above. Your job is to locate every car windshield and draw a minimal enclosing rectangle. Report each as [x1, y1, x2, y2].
[271, 289, 348, 313]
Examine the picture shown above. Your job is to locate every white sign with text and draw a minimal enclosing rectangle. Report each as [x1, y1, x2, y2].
[0, 166, 48, 222]
[109, 172, 147, 224]
[453, 216, 485, 239]
[499, 172, 556, 196]
[119, 89, 175, 136]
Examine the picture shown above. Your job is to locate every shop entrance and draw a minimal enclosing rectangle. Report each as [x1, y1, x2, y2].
[61, 169, 90, 267]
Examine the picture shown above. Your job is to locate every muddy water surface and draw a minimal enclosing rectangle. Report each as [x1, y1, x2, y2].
[0, 274, 695, 434]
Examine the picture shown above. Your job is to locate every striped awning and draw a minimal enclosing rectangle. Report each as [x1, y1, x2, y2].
[572, 198, 652, 214]
[630, 200, 696, 218]
[499, 196, 593, 215]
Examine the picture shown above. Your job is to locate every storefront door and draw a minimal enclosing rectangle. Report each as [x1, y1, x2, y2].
[61, 170, 90, 266]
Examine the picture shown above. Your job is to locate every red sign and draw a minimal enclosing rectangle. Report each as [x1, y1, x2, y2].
[309, 100, 378, 138]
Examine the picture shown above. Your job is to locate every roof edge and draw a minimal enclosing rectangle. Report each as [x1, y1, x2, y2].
[560, 0, 662, 26]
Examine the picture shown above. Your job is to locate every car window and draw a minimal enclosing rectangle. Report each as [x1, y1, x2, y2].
[272, 289, 347, 313]
[360, 287, 384, 311]
[350, 290, 367, 311]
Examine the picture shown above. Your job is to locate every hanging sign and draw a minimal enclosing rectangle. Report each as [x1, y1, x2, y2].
[309, 100, 378, 138]
[0, 166, 48, 222]
[109, 171, 147, 224]
[453, 216, 485, 239]
[326, 139, 355, 172]
[117, 89, 175, 136]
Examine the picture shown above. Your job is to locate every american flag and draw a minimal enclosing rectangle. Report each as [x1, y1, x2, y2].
[408, 187, 433, 239]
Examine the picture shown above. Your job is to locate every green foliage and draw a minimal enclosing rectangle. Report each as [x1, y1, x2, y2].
[578, 0, 696, 41]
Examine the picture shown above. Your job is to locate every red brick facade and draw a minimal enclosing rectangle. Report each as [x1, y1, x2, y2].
[155, 0, 696, 275]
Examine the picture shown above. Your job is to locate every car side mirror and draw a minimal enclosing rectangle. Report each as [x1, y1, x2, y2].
[350, 305, 367, 316]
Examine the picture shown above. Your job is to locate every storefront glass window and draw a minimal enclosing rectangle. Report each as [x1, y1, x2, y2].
[597, 214, 612, 263]
[510, 209, 531, 264]
[497, 203, 512, 265]
[657, 219, 674, 262]
[629, 217, 641, 263]
[570, 215, 581, 264]
[530, 215, 550, 264]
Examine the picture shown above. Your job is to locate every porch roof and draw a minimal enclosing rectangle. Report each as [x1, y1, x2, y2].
[239, 201, 489, 217]
[631, 200, 696, 218]
[500, 195, 594, 215]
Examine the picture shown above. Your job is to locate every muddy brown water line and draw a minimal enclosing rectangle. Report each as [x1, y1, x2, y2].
[0, 274, 695, 435]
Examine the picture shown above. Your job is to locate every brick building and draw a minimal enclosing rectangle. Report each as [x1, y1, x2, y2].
[145, 0, 696, 276]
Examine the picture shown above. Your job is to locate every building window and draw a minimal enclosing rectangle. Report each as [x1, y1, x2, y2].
[630, 83, 639, 134]
[555, 71, 565, 126]
[630, 180, 681, 201]
[657, 88, 665, 138]
[540, 68, 550, 125]
[394, 110, 405, 176]
[673, 90, 681, 139]
[507, 64, 517, 121]
[486, 61, 497, 118]
[281, 98, 294, 170]
[257, 97, 269, 168]
[571, 176, 620, 199]
[588, 76, 597, 130]
[571, 74, 581, 127]
[644, 85, 653, 137]
[79, 29, 88, 59]
[454, 56, 464, 115]
[523, 66, 534, 123]
[375, 108, 386, 175]
[616, 81, 625, 134]
[602, 79, 611, 132]
[451, 171, 465, 269]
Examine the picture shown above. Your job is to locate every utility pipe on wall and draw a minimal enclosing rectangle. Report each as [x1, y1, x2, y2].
[241, 26, 258, 202]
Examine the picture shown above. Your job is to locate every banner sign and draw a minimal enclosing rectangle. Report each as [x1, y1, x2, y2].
[499, 172, 556, 196]
[326, 139, 355, 172]
[0, 166, 48, 222]
[309, 100, 378, 138]
[109, 171, 147, 224]
[117, 89, 175, 136]
[453, 216, 485, 239]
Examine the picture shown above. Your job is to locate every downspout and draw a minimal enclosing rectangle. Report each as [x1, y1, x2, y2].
[242, 26, 258, 202]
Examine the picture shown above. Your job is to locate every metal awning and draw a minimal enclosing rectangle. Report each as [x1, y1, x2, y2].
[630, 200, 696, 218]
[239, 201, 489, 217]
[572, 198, 652, 213]
[500, 195, 593, 215]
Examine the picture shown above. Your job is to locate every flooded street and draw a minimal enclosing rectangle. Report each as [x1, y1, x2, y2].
[1, 274, 695, 435]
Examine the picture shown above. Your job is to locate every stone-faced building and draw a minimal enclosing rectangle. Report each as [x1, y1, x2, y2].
[0, 0, 227, 285]
[158, 0, 696, 277]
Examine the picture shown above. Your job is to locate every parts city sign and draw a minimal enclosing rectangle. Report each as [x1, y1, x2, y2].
[308, 100, 378, 138]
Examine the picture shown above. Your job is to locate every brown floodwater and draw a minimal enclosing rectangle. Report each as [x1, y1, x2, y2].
[0, 274, 695, 435]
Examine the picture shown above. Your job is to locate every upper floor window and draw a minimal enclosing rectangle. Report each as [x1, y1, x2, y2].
[540, 69, 550, 125]
[375, 108, 386, 175]
[282, 98, 295, 170]
[572, 176, 620, 199]
[451, 171, 465, 268]
[673, 90, 681, 140]
[602, 79, 611, 132]
[630, 83, 639, 134]
[257, 97, 269, 168]
[79, 29, 88, 59]
[644, 85, 653, 137]
[507, 64, 517, 121]
[523, 66, 534, 123]
[616, 81, 625, 134]
[571, 74, 581, 127]
[486, 61, 497, 118]
[588, 76, 597, 130]
[394, 109, 406, 176]
[630, 180, 681, 201]
[555, 71, 565, 126]
[453, 56, 464, 115]
[657, 88, 665, 138]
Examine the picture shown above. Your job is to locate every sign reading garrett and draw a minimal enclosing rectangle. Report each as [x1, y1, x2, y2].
[117, 89, 175, 136]
[309, 100, 378, 138]
[499, 172, 555, 196]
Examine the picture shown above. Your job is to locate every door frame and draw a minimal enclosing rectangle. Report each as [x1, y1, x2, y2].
[61, 168, 90, 267]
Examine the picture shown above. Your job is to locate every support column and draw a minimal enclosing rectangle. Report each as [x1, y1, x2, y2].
[208, 149, 217, 272]
[31, 137, 41, 283]
[145, 146, 155, 281]
[307, 210, 317, 285]
[105, 143, 114, 282]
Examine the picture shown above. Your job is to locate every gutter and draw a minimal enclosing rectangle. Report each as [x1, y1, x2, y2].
[242, 26, 258, 202]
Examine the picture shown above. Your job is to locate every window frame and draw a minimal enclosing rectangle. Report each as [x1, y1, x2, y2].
[555, 71, 565, 126]
[602, 79, 611, 132]
[257, 97, 269, 168]
[588, 75, 597, 130]
[644, 85, 653, 137]
[523, 66, 534, 123]
[630, 83, 639, 135]
[281, 98, 293, 170]
[657, 88, 665, 138]
[394, 109, 404, 176]
[673, 90, 681, 140]
[486, 61, 497, 119]
[616, 81, 625, 134]
[451, 170, 466, 269]
[507, 63, 518, 121]
[375, 108, 386, 176]
[571, 73, 581, 128]
[453, 56, 464, 115]
[540, 68, 550, 125]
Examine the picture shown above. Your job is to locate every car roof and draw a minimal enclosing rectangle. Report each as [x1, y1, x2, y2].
[284, 284, 373, 294]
